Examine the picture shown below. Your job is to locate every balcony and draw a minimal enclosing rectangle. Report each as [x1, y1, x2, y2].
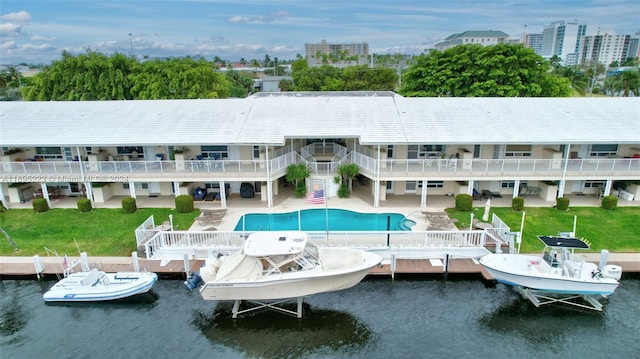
[1, 152, 639, 183]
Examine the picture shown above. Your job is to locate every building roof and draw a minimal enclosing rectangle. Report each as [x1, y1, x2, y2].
[444, 30, 510, 40]
[0, 93, 638, 147]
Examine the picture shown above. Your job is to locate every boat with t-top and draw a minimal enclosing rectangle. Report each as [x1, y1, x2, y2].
[479, 235, 622, 310]
[185, 231, 382, 315]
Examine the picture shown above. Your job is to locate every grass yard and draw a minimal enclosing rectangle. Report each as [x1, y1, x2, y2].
[446, 206, 640, 253]
[0, 208, 201, 256]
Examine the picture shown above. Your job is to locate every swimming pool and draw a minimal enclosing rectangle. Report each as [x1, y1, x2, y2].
[234, 209, 416, 232]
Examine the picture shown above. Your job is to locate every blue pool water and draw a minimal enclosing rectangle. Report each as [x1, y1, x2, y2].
[234, 209, 415, 231]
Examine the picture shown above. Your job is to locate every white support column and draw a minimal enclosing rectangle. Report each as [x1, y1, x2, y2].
[219, 180, 227, 208]
[374, 145, 380, 208]
[128, 181, 136, 198]
[420, 180, 427, 207]
[173, 181, 180, 197]
[0, 184, 8, 209]
[84, 182, 95, 208]
[513, 179, 521, 198]
[603, 179, 612, 196]
[558, 143, 571, 198]
[266, 145, 273, 208]
[467, 180, 475, 195]
[40, 183, 51, 208]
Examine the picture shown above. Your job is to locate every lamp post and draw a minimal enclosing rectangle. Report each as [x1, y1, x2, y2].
[128, 33, 134, 57]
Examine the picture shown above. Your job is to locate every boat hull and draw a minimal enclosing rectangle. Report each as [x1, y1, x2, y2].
[479, 254, 619, 296]
[199, 251, 382, 301]
[43, 271, 158, 302]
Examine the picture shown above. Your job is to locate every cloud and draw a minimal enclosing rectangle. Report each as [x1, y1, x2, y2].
[0, 22, 24, 38]
[0, 11, 32, 22]
[31, 35, 57, 42]
[228, 11, 292, 24]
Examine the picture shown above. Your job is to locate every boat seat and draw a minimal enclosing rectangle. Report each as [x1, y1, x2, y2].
[81, 269, 101, 286]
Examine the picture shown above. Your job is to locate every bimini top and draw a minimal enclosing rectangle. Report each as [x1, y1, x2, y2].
[243, 231, 308, 257]
[537, 236, 590, 249]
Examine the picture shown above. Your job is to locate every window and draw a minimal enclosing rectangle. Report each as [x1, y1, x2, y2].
[252, 146, 260, 159]
[35, 147, 63, 159]
[589, 144, 617, 157]
[501, 181, 516, 188]
[584, 181, 605, 188]
[201, 145, 228, 159]
[505, 145, 532, 157]
[419, 144, 446, 158]
[117, 146, 143, 155]
[123, 183, 148, 190]
[405, 181, 417, 192]
[387, 145, 394, 158]
[418, 180, 444, 189]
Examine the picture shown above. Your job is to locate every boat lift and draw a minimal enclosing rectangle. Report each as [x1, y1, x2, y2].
[516, 286, 605, 311]
[231, 297, 306, 319]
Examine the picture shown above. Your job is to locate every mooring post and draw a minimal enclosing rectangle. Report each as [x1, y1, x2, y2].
[183, 253, 191, 277]
[33, 255, 44, 280]
[390, 252, 396, 280]
[443, 253, 449, 280]
[132, 251, 140, 272]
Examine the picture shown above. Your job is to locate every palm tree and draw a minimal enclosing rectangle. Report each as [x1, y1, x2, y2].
[336, 163, 360, 197]
[285, 163, 311, 198]
[263, 54, 271, 68]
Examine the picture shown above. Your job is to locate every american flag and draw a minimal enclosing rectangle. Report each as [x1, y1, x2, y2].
[306, 189, 325, 204]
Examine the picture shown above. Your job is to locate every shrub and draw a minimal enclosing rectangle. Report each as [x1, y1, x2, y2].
[601, 195, 618, 210]
[294, 182, 307, 198]
[122, 197, 137, 213]
[337, 183, 350, 198]
[511, 196, 524, 211]
[455, 194, 473, 211]
[555, 197, 570, 211]
[33, 198, 49, 213]
[77, 198, 92, 213]
[175, 195, 194, 213]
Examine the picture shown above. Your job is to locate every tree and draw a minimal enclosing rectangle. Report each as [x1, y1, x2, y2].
[605, 70, 640, 97]
[128, 57, 231, 99]
[291, 54, 308, 72]
[23, 51, 138, 101]
[400, 44, 571, 97]
[336, 163, 360, 194]
[278, 79, 294, 92]
[285, 163, 311, 198]
[225, 70, 255, 98]
[554, 66, 589, 96]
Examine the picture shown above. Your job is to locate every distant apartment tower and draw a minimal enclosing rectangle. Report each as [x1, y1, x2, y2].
[627, 32, 640, 60]
[305, 39, 369, 68]
[523, 33, 543, 54]
[579, 32, 631, 65]
[540, 20, 588, 65]
[434, 30, 509, 51]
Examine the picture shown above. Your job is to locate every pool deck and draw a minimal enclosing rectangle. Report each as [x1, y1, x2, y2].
[2, 183, 639, 279]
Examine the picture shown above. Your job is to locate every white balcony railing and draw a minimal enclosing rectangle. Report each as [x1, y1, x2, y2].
[1, 153, 639, 182]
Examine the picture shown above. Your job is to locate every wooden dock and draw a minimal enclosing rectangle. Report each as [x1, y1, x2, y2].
[1, 256, 637, 280]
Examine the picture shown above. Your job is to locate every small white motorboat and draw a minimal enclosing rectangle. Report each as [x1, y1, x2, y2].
[43, 260, 158, 302]
[186, 231, 382, 310]
[479, 235, 622, 310]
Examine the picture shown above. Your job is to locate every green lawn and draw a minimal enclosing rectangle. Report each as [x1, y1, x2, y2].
[446, 206, 640, 253]
[0, 208, 201, 256]
[1, 206, 638, 257]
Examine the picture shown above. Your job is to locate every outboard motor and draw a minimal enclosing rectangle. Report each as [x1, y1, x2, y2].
[184, 272, 203, 291]
[598, 249, 622, 280]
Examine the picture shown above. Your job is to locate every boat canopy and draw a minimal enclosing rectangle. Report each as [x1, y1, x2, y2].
[537, 236, 590, 249]
[244, 231, 308, 257]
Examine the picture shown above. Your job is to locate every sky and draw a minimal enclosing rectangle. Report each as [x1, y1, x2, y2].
[1, 0, 639, 65]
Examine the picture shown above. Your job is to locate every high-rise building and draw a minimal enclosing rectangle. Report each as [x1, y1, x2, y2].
[304, 40, 369, 68]
[434, 30, 509, 51]
[540, 20, 588, 65]
[579, 31, 632, 65]
[523, 33, 543, 54]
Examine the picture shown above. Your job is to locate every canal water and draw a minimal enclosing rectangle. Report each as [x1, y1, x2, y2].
[1, 278, 638, 358]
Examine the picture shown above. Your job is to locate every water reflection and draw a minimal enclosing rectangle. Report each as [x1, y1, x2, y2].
[193, 301, 374, 359]
[480, 296, 605, 349]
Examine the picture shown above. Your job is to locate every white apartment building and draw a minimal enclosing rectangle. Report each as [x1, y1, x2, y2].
[304, 40, 369, 68]
[579, 32, 632, 65]
[434, 31, 509, 51]
[1, 92, 639, 210]
[540, 20, 588, 65]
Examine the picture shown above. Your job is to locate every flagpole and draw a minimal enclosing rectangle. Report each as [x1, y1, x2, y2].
[324, 179, 329, 240]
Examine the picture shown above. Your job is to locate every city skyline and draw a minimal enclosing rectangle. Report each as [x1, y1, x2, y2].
[1, 0, 639, 65]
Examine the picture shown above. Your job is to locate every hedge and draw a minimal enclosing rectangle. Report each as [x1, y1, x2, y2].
[601, 195, 618, 210]
[122, 197, 137, 213]
[77, 198, 92, 213]
[175, 195, 194, 213]
[455, 194, 473, 211]
[33, 198, 49, 213]
[556, 197, 570, 211]
[511, 196, 524, 211]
